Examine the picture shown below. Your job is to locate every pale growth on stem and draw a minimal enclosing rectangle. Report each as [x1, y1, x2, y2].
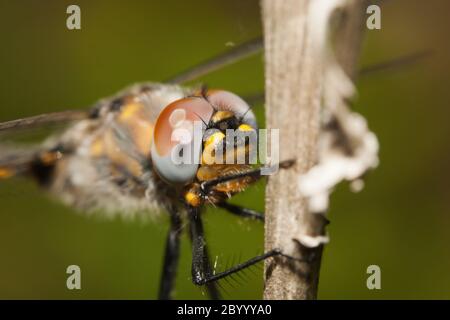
[299, 0, 379, 227]
[298, 234, 330, 248]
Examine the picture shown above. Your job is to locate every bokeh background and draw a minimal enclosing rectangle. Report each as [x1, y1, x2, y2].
[0, 0, 449, 299]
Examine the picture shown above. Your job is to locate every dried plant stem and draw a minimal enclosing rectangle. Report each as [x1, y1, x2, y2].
[262, 0, 367, 300]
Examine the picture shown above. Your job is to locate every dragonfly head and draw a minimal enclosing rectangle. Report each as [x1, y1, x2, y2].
[151, 90, 257, 186]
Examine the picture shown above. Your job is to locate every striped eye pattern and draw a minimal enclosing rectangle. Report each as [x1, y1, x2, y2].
[151, 90, 257, 185]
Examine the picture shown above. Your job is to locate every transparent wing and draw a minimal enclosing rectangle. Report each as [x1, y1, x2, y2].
[241, 50, 432, 106]
[0, 143, 41, 178]
[359, 50, 431, 77]
[165, 37, 263, 84]
[0, 110, 89, 178]
[0, 110, 88, 134]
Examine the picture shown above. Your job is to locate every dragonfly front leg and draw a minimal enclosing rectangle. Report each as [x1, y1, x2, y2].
[188, 206, 301, 287]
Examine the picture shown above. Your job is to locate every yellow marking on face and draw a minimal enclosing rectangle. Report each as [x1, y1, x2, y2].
[0, 168, 14, 179]
[211, 110, 234, 123]
[205, 131, 225, 148]
[238, 124, 254, 132]
[185, 191, 201, 207]
[202, 131, 225, 165]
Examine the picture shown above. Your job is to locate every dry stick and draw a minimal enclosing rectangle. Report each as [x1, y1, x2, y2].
[261, 0, 367, 300]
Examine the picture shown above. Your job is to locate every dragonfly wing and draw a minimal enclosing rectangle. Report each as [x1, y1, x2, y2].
[0, 110, 88, 135]
[165, 37, 263, 84]
[0, 144, 42, 178]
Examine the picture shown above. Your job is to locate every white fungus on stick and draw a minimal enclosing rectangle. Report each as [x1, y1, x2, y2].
[298, 0, 379, 246]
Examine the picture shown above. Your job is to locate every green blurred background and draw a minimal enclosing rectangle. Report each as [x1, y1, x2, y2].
[0, 0, 449, 299]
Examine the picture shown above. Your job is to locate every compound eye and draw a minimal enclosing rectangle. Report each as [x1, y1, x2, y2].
[151, 97, 213, 184]
[207, 90, 257, 129]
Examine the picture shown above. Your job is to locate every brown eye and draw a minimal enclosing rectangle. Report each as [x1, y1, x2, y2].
[153, 97, 213, 156]
[151, 97, 213, 184]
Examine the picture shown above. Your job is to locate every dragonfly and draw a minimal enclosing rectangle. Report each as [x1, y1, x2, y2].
[0, 36, 428, 299]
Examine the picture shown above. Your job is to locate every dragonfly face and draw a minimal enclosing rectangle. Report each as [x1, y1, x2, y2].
[151, 89, 259, 208]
